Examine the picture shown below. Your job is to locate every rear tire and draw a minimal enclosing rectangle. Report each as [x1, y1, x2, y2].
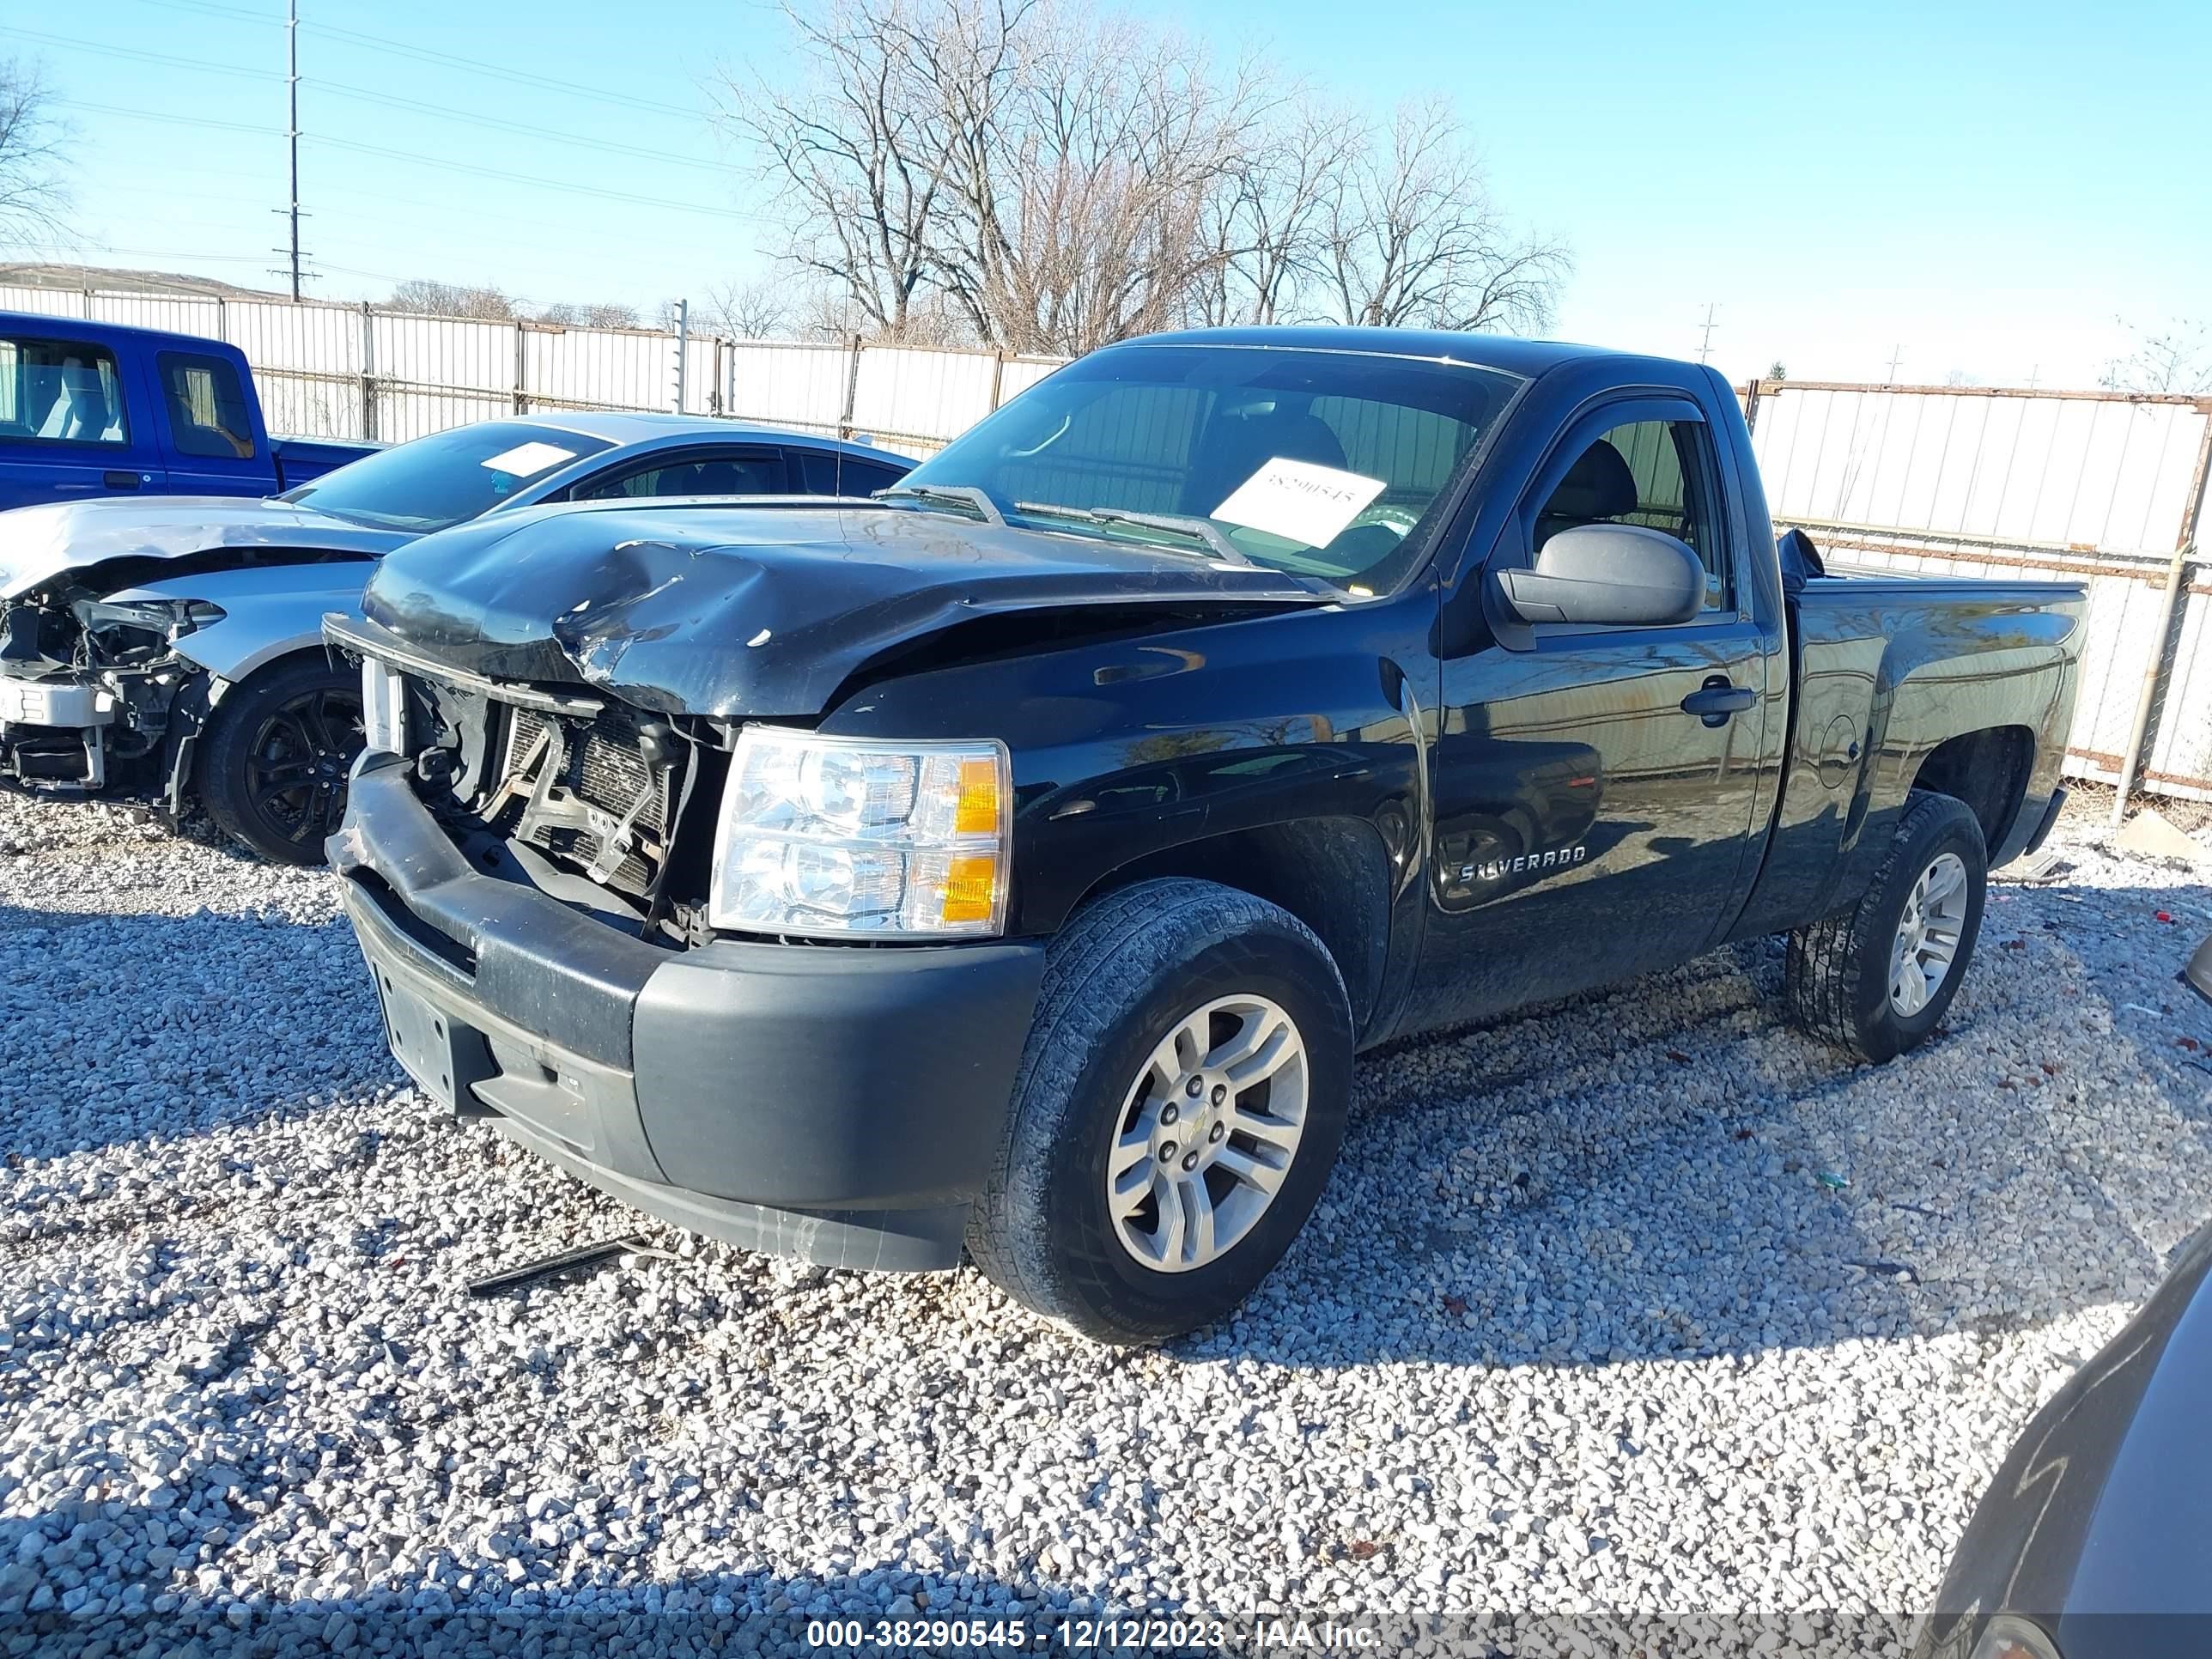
[1785, 790, 1987, 1062]
[199, 655, 363, 866]
[968, 878, 1353, 1345]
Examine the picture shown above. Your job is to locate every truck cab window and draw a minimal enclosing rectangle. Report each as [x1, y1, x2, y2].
[1, 337, 130, 445]
[157, 352, 256, 459]
[1536, 420, 1729, 611]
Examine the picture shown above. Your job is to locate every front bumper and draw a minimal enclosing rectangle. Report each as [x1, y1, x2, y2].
[0, 675, 117, 788]
[330, 753, 1046, 1270]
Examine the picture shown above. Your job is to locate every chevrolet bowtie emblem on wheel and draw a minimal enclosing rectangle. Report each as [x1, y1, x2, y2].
[1463, 843, 1590, 881]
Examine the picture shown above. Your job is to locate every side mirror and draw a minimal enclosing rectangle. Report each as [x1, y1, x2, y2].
[1495, 523, 1705, 627]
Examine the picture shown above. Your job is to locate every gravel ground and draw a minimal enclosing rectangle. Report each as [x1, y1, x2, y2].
[2, 788, 2209, 1656]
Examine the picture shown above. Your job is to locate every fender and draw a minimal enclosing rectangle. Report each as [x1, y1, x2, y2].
[116, 562, 373, 685]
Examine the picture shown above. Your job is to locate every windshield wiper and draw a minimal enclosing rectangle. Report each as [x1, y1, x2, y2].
[1012, 501, 1253, 566]
[876, 483, 1005, 526]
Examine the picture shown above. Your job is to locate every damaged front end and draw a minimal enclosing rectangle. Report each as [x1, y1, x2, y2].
[331, 616, 721, 949]
[0, 585, 226, 796]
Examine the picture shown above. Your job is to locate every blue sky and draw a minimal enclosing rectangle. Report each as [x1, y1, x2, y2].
[9, 0, 2205, 387]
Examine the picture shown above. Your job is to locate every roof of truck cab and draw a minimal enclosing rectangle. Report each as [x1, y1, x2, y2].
[0, 307, 252, 358]
[487, 408, 910, 463]
[1124, 326, 1626, 376]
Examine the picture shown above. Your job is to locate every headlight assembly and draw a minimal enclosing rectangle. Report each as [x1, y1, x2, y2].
[708, 727, 1011, 939]
[72, 596, 227, 644]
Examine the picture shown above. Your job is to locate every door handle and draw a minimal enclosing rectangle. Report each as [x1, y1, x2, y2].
[1680, 676, 1754, 726]
[103, 471, 143, 489]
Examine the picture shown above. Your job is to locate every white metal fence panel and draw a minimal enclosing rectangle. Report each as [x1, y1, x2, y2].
[998, 356, 1063, 402]
[1753, 386, 2208, 557]
[1747, 380, 2212, 799]
[8, 279, 2206, 799]
[720, 341, 852, 437]
[852, 345, 1000, 453]
[0, 287, 88, 319]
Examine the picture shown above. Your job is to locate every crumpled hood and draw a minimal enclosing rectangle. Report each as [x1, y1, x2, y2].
[0, 496, 408, 599]
[359, 500, 1332, 718]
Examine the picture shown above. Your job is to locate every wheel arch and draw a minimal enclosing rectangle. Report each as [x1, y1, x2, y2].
[1906, 724, 2035, 855]
[1060, 817, 1394, 1043]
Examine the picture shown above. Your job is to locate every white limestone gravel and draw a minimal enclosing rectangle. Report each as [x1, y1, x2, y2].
[1, 790, 2209, 1656]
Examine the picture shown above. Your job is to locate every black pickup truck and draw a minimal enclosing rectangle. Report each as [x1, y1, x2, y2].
[326, 328, 2083, 1343]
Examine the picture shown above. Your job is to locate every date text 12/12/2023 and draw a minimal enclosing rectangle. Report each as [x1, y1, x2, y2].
[803, 1615, 1384, 1650]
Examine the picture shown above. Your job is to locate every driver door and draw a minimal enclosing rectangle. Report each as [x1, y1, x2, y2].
[1405, 397, 1776, 1029]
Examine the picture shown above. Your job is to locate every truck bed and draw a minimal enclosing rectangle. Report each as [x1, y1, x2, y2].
[1726, 564, 2086, 943]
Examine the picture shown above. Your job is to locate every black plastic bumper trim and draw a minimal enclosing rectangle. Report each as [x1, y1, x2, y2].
[2023, 787, 2068, 856]
[332, 747, 1048, 1230]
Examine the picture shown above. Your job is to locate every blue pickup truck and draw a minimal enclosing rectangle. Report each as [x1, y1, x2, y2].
[0, 310, 373, 510]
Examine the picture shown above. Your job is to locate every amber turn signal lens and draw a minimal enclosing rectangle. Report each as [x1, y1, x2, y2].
[939, 854, 1000, 924]
[954, 757, 1001, 836]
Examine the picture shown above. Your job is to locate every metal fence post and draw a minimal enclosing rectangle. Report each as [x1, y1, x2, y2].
[839, 333, 862, 439]
[359, 301, 377, 443]
[673, 298, 690, 414]
[513, 321, 528, 416]
[2111, 408, 2212, 825]
[989, 349, 1008, 412]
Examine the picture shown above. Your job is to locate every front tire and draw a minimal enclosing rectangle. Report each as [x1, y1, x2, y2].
[198, 655, 364, 865]
[1786, 791, 1987, 1062]
[969, 878, 1353, 1344]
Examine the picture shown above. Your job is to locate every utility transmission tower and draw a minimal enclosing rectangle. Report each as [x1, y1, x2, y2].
[1885, 343, 1905, 384]
[270, 0, 308, 299]
[1696, 303, 1719, 363]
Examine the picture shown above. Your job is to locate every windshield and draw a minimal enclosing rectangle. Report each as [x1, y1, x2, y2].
[895, 343, 1522, 590]
[276, 422, 614, 532]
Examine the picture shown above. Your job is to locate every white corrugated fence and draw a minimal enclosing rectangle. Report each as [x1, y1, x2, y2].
[4, 283, 2205, 799]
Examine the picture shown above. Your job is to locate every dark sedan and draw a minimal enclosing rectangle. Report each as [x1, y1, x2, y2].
[1914, 1219, 2212, 1659]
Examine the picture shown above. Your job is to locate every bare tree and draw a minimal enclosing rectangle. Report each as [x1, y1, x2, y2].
[929, 9, 1274, 353]
[0, 58, 70, 249]
[1315, 96, 1568, 333]
[388, 278, 518, 320]
[716, 0, 1024, 342]
[730, 4, 1567, 350]
[1192, 99, 1360, 328]
[533, 299, 641, 328]
[2100, 317, 2211, 396]
[702, 276, 793, 339]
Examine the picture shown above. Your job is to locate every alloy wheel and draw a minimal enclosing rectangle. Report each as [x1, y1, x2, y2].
[1105, 994, 1309, 1273]
[1889, 851, 1969, 1018]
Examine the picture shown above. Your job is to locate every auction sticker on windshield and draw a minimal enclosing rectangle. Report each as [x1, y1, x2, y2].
[479, 441, 578, 477]
[1213, 457, 1386, 548]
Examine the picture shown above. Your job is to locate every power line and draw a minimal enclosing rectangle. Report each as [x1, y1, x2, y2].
[307, 133, 756, 222]
[118, 0, 701, 119]
[307, 81, 740, 174]
[116, 0, 279, 26]
[11, 23, 737, 175]
[55, 100, 763, 222]
[298, 18, 702, 122]
[58, 100, 278, 139]
[0, 25, 282, 78]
